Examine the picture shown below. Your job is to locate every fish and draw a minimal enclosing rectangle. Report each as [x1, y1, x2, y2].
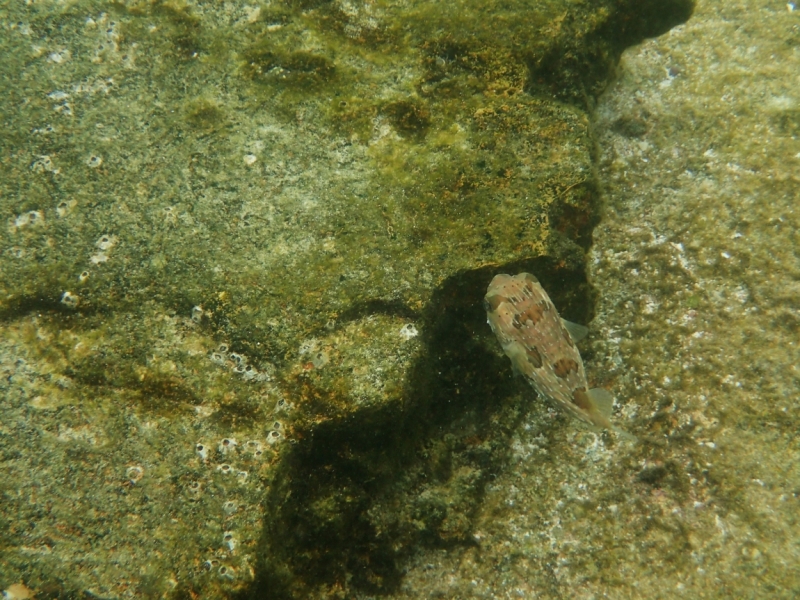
[484, 272, 634, 441]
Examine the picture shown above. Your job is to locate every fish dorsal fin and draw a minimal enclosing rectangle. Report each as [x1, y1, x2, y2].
[562, 319, 589, 342]
[587, 388, 614, 418]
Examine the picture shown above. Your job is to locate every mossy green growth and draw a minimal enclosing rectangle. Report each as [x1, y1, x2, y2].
[185, 97, 227, 132]
[381, 99, 431, 139]
[241, 44, 337, 88]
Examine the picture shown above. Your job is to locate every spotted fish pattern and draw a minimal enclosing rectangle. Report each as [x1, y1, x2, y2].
[485, 272, 633, 439]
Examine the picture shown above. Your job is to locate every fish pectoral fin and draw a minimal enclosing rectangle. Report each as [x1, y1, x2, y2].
[503, 341, 533, 376]
[587, 388, 614, 418]
[561, 319, 589, 342]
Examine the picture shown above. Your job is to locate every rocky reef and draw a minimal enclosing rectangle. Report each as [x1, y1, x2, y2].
[0, 0, 695, 597]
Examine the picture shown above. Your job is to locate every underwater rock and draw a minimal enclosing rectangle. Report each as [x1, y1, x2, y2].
[0, 0, 693, 596]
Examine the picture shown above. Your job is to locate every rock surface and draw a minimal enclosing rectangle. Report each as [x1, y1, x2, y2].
[392, 0, 800, 598]
[0, 0, 695, 597]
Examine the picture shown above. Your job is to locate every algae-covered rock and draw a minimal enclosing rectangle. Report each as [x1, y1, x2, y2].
[388, 0, 800, 597]
[0, 0, 693, 596]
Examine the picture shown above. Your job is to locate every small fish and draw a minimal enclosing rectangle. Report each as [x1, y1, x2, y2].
[485, 272, 634, 440]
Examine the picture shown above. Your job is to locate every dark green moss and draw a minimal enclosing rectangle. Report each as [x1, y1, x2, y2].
[242, 43, 336, 88]
[611, 114, 650, 138]
[185, 98, 226, 131]
[381, 99, 431, 139]
[327, 96, 377, 141]
[140, 1, 204, 59]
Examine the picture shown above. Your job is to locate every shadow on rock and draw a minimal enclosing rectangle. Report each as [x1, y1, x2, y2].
[240, 257, 593, 599]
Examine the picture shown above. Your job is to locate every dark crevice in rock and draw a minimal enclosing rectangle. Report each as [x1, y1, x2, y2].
[337, 298, 421, 325]
[548, 179, 602, 252]
[0, 294, 74, 322]
[526, 0, 695, 107]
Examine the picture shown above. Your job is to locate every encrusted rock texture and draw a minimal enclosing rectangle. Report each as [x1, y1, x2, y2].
[22, 0, 800, 598]
[392, 1, 800, 598]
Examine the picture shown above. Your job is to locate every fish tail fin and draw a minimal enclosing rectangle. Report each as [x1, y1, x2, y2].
[587, 388, 614, 418]
[587, 388, 637, 443]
